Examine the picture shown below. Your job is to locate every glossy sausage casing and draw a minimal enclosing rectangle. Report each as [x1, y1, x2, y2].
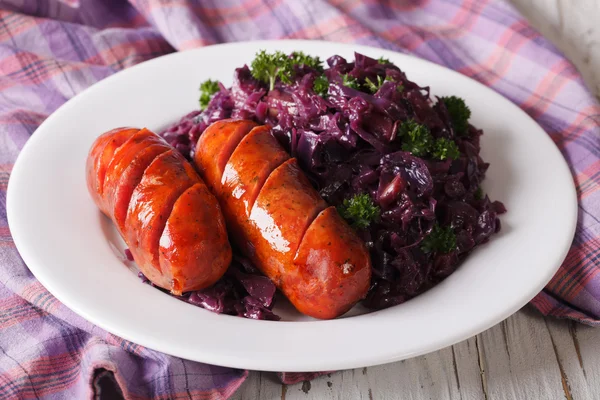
[86, 127, 232, 295]
[194, 119, 371, 319]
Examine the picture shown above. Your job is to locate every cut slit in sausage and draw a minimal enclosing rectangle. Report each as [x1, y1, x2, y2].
[103, 129, 161, 209]
[194, 119, 257, 193]
[245, 158, 327, 285]
[125, 150, 200, 289]
[102, 129, 171, 233]
[221, 125, 290, 221]
[110, 144, 171, 234]
[159, 183, 232, 295]
[86, 127, 139, 214]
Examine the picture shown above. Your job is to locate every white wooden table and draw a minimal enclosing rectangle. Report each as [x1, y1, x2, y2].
[232, 1, 600, 398]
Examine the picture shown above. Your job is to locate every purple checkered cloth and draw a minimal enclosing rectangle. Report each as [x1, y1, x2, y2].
[1, 0, 599, 399]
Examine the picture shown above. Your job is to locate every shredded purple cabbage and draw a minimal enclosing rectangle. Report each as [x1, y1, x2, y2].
[138, 255, 280, 321]
[154, 51, 505, 319]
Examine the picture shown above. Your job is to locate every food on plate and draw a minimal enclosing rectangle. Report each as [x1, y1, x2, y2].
[86, 127, 231, 295]
[195, 120, 371, 319]
[159, 50, 506, 319]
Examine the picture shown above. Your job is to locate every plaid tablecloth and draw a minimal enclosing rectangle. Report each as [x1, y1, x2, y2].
[1, 0, 599, 399]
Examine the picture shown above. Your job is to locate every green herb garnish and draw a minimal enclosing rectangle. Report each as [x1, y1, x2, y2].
[342, 73, 361, 90]
[337, 193, 380, 229]
[441, 96, 471, 136]
[250, 50, 323, 91]
[364, 76, 383, 93]
[421, 224, 457, 254]
[290, 51, 324, 72]
[377, 56, 391, 65]
[474, 187, 484, 200]
[250, 50, 291, 91]
[398, 120, 461, 160]
[364, 75, 397, 94]
[431, 137, 460, 160]
[199, 79, 220, 109]
[398, 120, 434, 157]
[313, 74, 329, 97]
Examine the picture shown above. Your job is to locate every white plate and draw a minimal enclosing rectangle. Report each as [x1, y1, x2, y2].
[7, 40, 577, 372]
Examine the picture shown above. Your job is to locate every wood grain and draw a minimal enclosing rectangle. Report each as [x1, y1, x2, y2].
[232, 1, 600, 398]
[232, 310, 598, 400]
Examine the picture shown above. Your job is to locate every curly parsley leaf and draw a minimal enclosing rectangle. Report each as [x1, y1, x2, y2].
[363, 76, 382, 93]
[250, 50, 325, 91]
[342, 73, 361, 90]
[421, 224, 457, 254]
[364, 75, 398, 94]
[398, 120, 461, 160]
[290, 51, 324, 72]
[474, 187, 484, 200]
[342, 74, 360, 90]
[378, 56, 391, 65]
[398, 120, 434, 157]
[337, 193, 380, 229]
[250, 50, 290, 90]
[441, 96, 471, 136]
[432, 138, 460, 160]
[313, 75, 329, 97]
[199, 79, 220, 109]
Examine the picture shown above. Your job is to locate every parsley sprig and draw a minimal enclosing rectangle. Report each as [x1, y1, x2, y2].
[432, 137, 460, 161]
[290, 51, 324, 72]
[441, 96, 471, 136]
[313, 74, 329, 97]
[199, 79, 220, 109]
[421, 224, 457, 254]
[398, 120, 433, 157]
[398, 120, 460, 160]
[337, 193, 380, 229]
[342, 73, 360, 90]
[250, 50, 323, 91]
[474, 187, 484, 200]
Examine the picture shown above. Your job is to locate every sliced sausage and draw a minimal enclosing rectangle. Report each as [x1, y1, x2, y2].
[195, 120, 371, 319]
[245, 158, 328, 285]
[87, 127, 232, 295]
[125, 150, 200, 288]
[110, 144, 171, 234]
[102, 128, 171, 233]
[194, 119, 258, 193]
[159, 183, 231, 294]
[220, 125, 290, 240]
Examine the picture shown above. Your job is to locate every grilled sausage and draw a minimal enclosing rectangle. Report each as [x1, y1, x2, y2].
[86, 127, 231, 295]
[194, 119, 371, 319]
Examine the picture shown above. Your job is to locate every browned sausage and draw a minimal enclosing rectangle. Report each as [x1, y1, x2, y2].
[195, 119, 371, 319]
[87, 127, 232, 295]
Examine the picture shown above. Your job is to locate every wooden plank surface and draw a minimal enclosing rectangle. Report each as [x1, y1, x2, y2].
[232, 308, 600, 399]
[232, 0, 600, 398]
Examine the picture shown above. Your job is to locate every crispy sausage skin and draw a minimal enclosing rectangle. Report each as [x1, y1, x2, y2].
[86, 127, 232, 295]
[194, 119, 371, 319]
